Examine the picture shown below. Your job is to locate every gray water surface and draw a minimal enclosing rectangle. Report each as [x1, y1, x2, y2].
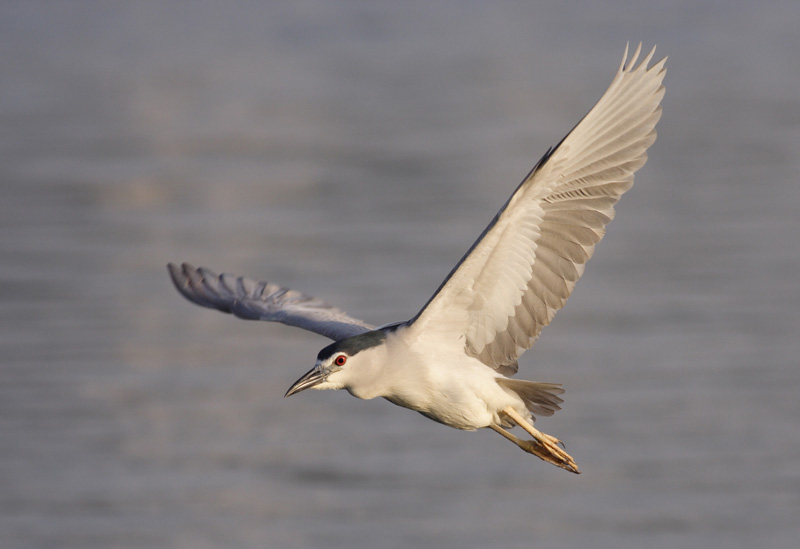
[2, 2, 799, 548]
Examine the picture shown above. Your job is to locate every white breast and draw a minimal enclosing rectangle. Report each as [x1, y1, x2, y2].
[379, 329, 527, 430]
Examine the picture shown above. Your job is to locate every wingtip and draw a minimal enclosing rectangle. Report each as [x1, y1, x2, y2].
[167, 261, 209, 302]
[620, 42, 662, 73]
[167, 261, 183, 287]
[619, 42, 642, 72]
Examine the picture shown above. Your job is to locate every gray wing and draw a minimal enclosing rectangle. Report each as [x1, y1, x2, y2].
[407, 44, 666, 375]
[167, 262, 375, 341]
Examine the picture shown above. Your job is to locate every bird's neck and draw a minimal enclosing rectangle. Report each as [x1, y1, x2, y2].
[343, 332, 426, 402]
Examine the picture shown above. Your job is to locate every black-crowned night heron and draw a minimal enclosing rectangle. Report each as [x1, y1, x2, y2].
[168, 44, 666, 474]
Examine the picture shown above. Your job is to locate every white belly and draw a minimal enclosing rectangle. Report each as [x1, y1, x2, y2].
[350, 328, 529, 430]
[383, 355, 526, 430]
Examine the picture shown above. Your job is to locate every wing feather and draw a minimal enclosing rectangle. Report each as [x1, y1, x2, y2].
[408, 44, 666, 372]
[168, 262, 374, 341]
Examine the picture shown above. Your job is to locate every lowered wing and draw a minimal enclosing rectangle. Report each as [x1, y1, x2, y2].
[168, 262, 375, 341]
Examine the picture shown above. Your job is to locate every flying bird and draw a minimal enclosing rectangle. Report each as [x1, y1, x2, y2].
[168, 44, 666, 473]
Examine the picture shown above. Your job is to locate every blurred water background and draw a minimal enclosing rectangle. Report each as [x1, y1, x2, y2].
[2, 1, 799, 548]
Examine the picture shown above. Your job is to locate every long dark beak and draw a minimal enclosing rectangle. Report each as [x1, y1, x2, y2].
[284, 366, 327, 398]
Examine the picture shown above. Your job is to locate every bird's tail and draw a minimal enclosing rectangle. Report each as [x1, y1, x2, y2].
[496, 378, 564, 418]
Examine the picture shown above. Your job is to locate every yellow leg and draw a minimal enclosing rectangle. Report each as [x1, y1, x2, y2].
[494, 407, 580, 474]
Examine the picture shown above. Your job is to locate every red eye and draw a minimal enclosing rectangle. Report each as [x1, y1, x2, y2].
[334, 355, 347, 367]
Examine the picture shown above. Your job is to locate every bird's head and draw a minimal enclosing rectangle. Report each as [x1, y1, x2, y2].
[284, 330, 388, 398]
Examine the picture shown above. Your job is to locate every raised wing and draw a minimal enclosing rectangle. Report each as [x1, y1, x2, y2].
[408, 44, 666, 375]
[168, 262, 374, 341]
